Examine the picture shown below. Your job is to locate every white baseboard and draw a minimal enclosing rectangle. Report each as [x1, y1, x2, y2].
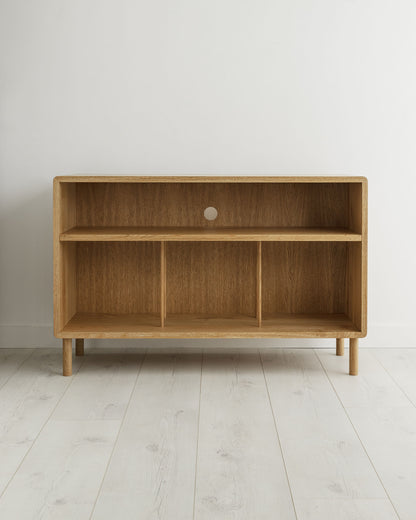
[0, 323, 415, 348]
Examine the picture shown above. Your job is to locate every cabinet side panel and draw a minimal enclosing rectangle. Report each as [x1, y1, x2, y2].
[54, 181, 77, 334]
[361, 180, 368, 335]
[346, 180, 367, 334]
[349, 183, 362, 233]
[167, 242, 256, 316]
[262, 242, 347, 314]
[76, 242, 160, 314]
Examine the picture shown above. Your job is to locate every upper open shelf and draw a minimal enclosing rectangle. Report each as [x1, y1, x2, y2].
[60, 226, 362, 242]
[56, 181, 365, 237]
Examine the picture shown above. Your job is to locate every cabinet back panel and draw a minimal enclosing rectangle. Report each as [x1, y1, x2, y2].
[77, 242, 160, 314]
[262, 242, 347, 314]
[76, 183, 349, 228]
[166, 242, 256, 316]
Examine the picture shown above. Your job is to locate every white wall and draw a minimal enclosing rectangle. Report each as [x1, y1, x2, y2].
[1, 0, 415, 347]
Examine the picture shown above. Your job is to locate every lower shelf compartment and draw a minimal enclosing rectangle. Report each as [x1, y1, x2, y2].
[60, 313, 361, 339]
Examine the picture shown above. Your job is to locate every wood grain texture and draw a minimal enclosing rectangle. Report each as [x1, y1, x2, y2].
[346, 180, 367, 335]
[53, 350, 144, 421]
[350, 338, 359, 375]
[320, 348, 415, 520]
[60, 226, 362, 242]
[0, 420, 119, 520]
[63, 338, 72, 376]
[374, 349, 416, 408]
[61, 313, 161, 338]
[347, 243, 362, 331]
[166, 242, 257, 316]
[59, 312, 361, 338]
[336, 338, 345, 356]
[0, 349, 82, 494]
[56, 175, 367, 183]
[342, 405, 416, 520]
[75, 338, 84, 356]
[53, 177, 367, 347]
[2, 348, 407, 520]
[160, 242, 166, 327]
[295, 498, 398, 520]
[75, 183, 351, 228]
[317, 349, 409, 409]
[0, 349, 34, 390]
[257, 242, 262, 326]
[53, 180, 77, 334]
[261, 314, 360, 337]
[261, 349, 387, 501]
[91, 353, 201, 520]
[361, 179, 368, 336]
[349, 183, 363, 234]
[262, 242, 347, 315]
[195, 352, 296, 519]
[77, 242, 160, 314]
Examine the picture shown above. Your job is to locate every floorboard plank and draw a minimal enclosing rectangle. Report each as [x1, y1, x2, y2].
[315, 349, 409, 408]
[0, 349, 34, 389]
[261, 349, 387, 507]
[91, 352, 201, 520]
[345, 406, 416, 520]
[52, 350, 144, 420]
[319, 348, 416, 520]
[373, 348, 416, 408]
[194, 351, 296, 520]
[0, 420, 119, 519]
[1, 347, 414, 520]
[0, 349, 82, 494]
[295, 498, 398, 520]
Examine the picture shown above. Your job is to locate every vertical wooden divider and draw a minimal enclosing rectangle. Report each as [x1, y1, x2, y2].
[164, 244, 167, 321]
[160, 241, 166, 327]
[257, 241, 262, 326]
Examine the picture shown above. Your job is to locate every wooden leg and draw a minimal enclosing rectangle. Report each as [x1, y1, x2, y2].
[76, 338, 84, 356]
[349, 338, 358, 376]
[63, 338, 72, 376]
[336, 338, 344, 356]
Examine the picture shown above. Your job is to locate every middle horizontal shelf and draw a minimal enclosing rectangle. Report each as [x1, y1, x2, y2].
[60, 226, 362, 242]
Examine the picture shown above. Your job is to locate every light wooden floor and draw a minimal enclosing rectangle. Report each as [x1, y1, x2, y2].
[0, 347, 415, 520]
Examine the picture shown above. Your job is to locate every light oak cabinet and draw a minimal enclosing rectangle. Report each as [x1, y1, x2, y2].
[53, 176, 367, 376]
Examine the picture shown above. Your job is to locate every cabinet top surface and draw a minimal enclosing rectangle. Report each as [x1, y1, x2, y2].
[54, 175, 367, 183]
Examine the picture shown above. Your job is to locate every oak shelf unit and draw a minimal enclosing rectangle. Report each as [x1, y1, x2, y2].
[53, 176, 367, 376]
